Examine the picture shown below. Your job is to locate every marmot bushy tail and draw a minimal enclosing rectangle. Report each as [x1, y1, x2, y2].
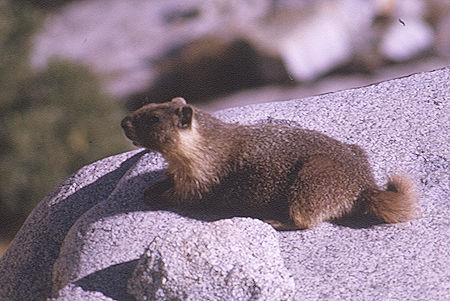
[121, 97, 419, 230]
[363, 174, 418, 223]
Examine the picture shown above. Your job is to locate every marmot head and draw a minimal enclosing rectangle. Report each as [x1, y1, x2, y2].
[121, 97, 194, 152]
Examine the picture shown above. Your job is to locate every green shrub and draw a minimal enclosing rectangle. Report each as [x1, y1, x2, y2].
[0, 1, 130, 238]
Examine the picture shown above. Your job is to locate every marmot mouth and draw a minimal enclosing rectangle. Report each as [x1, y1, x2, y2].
[125, 132, 144, 147]
[122, 127, 143, 147]
[122, 129, 137, 142]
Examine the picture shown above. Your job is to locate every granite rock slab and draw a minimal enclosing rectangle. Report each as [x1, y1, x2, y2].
[0, 67, 448, 300]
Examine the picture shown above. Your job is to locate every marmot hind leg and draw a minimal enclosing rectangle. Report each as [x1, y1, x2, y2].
[287, 155, 359, 229]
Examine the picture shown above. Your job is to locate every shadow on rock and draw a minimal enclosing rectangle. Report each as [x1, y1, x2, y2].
[0, 150, 145, 301]
[332, 214, 384, 229]
[75, 260, 138, 301]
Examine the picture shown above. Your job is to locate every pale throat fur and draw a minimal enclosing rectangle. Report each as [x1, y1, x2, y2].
[164, 118, 221, 199]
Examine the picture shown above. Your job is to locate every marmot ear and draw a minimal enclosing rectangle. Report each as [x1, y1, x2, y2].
[177, 105, 194, 128]
[171, 97, 187, 105]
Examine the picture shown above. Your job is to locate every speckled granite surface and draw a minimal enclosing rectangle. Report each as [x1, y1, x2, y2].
[0, 67, 448, 300]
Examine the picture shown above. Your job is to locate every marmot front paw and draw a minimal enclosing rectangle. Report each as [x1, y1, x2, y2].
[143, 178, 173, 209]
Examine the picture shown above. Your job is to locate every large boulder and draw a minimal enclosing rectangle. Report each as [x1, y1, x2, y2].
[0, 67, 448, 300]
[126, 218, 295, 300]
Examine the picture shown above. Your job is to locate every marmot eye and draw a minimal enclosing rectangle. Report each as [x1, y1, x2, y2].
[148, 115, 159, 123]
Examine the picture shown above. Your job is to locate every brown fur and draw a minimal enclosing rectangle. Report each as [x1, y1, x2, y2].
[121, 97, 419, 230]
[363, 174, 419, 223]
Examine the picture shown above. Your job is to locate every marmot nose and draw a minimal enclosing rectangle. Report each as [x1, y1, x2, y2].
[121, 116, 133, 130]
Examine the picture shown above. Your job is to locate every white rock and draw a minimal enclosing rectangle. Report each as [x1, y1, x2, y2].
[127, 218, 296, 301]
[280, 13, 351, 81]
[435, 14, 450, 58]
[276, 0, 375, 81]
[379, 18, 434, 61]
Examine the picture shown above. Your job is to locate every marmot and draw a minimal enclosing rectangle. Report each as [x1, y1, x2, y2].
[121, 97, 418, 230]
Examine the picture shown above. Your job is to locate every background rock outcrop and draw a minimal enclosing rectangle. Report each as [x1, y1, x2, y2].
[0, 68, 448, 300]
[31, 0, 449, 103]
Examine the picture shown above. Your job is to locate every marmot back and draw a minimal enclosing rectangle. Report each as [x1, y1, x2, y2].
[121, 97, 418, 229]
